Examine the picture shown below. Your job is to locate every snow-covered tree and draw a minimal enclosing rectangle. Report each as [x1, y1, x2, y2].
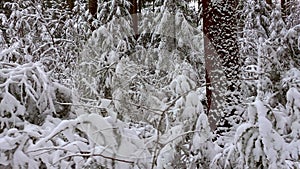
[1, 0, 300, 168]
[1, 0, 91, 84]
[202, 0, 242, 133]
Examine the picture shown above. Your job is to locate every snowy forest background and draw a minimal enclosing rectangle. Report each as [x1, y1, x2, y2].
[0, 0, 299, 168]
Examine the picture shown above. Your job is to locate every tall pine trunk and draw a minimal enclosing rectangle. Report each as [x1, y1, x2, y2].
[130, 0, 139, 39]
[67, 0, 74, 10]
[203, 0, 240, 131]
[88, 0, 97, 31]
[167, 0, 176, 51]
[88, 0, 97, 17]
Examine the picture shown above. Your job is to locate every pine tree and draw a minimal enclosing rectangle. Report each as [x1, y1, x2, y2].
[202, 0, 241, 133]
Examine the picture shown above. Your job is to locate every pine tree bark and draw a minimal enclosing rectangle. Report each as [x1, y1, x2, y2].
[203, 0, 240, 130]
[138, 0, 143, 13]
[88, 0, 97, 31]
[152, 0, 155, 12]
[89, 0, 97, 17]
[130, 0, 139, 38]
[168, 0, 176, 51]
[67, 0, 74, 10]
[266, 0, 272, 5]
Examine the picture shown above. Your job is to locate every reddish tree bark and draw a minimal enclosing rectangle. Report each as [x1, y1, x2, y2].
[88, 0, 97, 31]
[138, 0, 143, 13]
[89, 0, 97, 17]
[203, 0, 240, 130]
[129, 0, 139, 38]
[266, 0, 272, 5]
[67, 0, 74, 10]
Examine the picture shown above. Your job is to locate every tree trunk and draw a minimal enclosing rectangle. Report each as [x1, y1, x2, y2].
[130, 0, 139, 38]
[138, 0, 143, 13]
[89, 0, 97, 17]
[67, 0, 74, 10]
[152, 0, 155, 12]
[165, 0, 176, 51]
[203, 0, 240, 131]
[88, 0, 97, 31]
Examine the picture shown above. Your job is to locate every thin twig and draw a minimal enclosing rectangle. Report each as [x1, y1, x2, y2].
[54, 152, 134, 165]
[159, 130, 202, 145]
